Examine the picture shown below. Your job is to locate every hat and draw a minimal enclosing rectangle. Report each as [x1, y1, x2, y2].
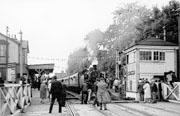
[53, 76, 57, 80]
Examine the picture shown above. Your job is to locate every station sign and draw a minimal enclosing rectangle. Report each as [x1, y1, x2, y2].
[7, 67, 16, 82]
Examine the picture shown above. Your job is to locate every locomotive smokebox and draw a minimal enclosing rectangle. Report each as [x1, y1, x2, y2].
[93, 65, 97, 70]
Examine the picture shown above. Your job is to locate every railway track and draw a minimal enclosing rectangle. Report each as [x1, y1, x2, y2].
[92, 102, 180, 116]
[92, 103, 149, 116]
[64, 91, 180, 116]
[140, 103, 180, 115]
[115, 104, 153, 116]
[116, 103, 180, 116]
[66, 103, 80, 116]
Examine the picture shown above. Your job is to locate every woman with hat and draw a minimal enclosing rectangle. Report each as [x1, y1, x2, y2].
[97, 77, 111, 110]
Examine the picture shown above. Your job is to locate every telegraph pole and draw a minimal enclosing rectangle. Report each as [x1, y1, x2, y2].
[177, 9, 180, 81]
[6, 26, 9, 82]
[19, 30, 23, 78]
[116, 50, 119, 79]
[173, 8, 180, 81]
[163, 26, 166, 41]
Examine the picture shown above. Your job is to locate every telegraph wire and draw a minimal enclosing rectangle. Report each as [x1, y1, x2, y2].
[28, 56, 116, 61]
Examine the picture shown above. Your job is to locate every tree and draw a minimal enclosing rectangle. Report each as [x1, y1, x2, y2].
[82, 2, 151, 78]
[136, 0, 180, 44]
[84, 29, 104, 58]
[103, 2, 151, 51]
[67, 47, 91, 74]
[96, 2, 151, 77]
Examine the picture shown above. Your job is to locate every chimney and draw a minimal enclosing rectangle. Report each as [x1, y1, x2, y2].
[14, 35, 17, 40]
[163, 26, 166, 41]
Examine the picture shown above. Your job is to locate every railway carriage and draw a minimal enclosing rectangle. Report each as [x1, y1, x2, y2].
[57, 69, 101, 93]
[57, 72, 85, 93]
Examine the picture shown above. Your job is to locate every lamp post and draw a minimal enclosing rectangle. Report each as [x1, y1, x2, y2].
[19, 30, 23, 78]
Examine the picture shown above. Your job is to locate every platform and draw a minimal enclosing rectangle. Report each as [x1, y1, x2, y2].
[13, 89, 180, 116]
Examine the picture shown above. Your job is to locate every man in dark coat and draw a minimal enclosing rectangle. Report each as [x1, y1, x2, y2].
[137, 79, 144, 102]
[61, 79, 66, 107]
[151, 79, 158, 103]
[81, 80, 89, 104]
[49, 76, 63, 113]
[157, 80, 163, 101]
[0, 76, 4, 87]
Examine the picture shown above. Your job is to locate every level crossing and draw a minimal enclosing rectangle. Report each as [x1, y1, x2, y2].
[11, 88, 180, 116]
[1, 83, 180, 116]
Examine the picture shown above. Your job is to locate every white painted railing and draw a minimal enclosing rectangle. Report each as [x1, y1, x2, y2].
[162, 82, 180, 103]
[0, 84, 31, 116]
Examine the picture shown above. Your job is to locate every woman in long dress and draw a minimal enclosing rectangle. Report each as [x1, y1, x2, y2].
[40, 80, 47, 103]
[143, 80, 151, 103]
[97, 78, 111, 110]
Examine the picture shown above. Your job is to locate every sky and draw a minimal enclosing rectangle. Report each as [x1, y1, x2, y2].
[0, 0, 172, 73]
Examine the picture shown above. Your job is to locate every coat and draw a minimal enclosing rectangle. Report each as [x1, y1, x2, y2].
[40, 83, 47, 99]
[50, 80, 62, 98]
[143, 83, 151, 99]
[151, 83, 158, 92]
[97, 81, 111, 103]
[138, 82, 144, 94]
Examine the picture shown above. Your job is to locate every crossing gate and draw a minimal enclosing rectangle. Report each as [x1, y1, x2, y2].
[0, 84, 32, 116]
[162, 82, 180, 103]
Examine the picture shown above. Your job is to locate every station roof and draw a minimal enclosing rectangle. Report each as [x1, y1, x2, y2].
[28, 63, 54, 74]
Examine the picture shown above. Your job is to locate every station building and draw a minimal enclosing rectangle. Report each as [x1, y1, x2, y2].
[0, 32, 29, 83]
[124, 37, 178, 100]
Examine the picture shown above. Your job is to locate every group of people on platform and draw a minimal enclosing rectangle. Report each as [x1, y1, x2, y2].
[31, 74, 42, 91]
[33, 73, 66, 114]
[81, 77, 111, 110]
[138, 78, 162, 103]
[80, 65, 112, 110]
[137, 71, 177, 103]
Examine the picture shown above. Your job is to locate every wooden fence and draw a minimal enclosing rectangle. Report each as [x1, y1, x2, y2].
[162, 82, 180, 103]
[0, 84, 31, 116]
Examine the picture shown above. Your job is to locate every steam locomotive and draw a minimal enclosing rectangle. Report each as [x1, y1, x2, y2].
[57, 68, 104, 93]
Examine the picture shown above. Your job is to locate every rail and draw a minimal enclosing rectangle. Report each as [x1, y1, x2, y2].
[162, 82, 180, 103]
[0, 84, 32, 116]
[66, 103, 78, 116]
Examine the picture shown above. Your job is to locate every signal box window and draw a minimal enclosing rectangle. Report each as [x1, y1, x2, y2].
[140, 51, 151, 61]
[153, 51, 165, 61]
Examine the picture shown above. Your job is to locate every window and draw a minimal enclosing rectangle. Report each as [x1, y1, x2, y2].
[126, 55, 129, 64]
[153, 51, 165, 61]
[154, 51, 159, 60]
[0, 45, 6, 57]
[140, 51, 151, 61]
[160, 52, 165, 61]
[130, 80, 132, 91]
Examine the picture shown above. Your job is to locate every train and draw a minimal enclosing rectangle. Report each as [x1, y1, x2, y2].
[57, 69, 104, 93]
[57, 70, 88, 93]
